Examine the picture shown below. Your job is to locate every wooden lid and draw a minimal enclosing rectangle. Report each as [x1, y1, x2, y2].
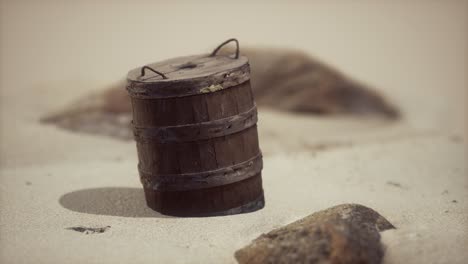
[126, 53, 250, 99]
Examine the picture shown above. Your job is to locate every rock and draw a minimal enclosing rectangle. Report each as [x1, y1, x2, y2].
[66, 226, 111, 234]
[235, 204, 395, 264]
[229, 48, 399, 118]
[41, 47, 399, 141]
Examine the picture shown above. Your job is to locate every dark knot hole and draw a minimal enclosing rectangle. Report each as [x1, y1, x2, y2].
[178, 62, 198, 70]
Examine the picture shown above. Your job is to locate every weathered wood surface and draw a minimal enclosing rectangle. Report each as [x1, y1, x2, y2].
[127, 55, 250, 99]
[127, 55, 264, 217]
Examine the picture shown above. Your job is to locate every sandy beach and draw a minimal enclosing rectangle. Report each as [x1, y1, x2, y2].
[1, 1, 467, 263]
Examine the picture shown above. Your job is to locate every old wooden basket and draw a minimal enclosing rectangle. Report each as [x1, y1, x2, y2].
[126, 39, 264, 217]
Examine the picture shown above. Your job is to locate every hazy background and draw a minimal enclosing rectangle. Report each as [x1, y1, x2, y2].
[1, 0, 466, 131]
[1, 1, 467, 263]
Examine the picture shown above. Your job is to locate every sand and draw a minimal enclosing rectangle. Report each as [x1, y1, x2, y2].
[1, 1, 467, 263]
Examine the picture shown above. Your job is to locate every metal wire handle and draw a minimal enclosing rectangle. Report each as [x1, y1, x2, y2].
[210, 38, 240, 59]
[140, 66, 168, 79]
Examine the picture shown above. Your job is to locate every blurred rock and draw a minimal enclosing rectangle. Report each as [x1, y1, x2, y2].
[41, 48, 399, 140]
[235, 204, 395, 264]
[233, 48, 399, 118]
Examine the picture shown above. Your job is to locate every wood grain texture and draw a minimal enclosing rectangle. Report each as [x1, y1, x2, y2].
[128, 56, 264, 217]
[127, 55, 250, 99]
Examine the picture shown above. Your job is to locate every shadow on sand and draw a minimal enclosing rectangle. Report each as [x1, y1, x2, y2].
[59, 187, 170, 218]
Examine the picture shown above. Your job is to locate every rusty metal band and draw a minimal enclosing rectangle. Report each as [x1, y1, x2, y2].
[188, 194, 265, 217]
[133, 105, 258, 143]
[138, 152, 263, 191]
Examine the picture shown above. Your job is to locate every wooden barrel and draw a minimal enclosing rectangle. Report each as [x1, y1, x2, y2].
[126, 39, 264, 217]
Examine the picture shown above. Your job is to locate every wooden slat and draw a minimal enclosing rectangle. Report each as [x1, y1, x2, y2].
[128, 57, 263, 216]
